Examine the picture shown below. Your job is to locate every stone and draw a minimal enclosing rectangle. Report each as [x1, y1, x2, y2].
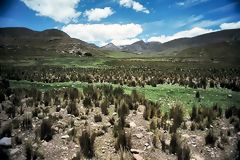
[130, 149, 144, 154]
[228, 94, 232, 98]
[144, 143, 149, 147]
[10, 148, 20, 155]
[112, 112, 117, 116]
[0, 137, 12, 147]
[61, 135, 70, 139]
[134, 133, 144, 139]
[133, 153, 144, 160]
[137, 105, 145, 114]
[38, 112, 44, 119]
[130, 121, 137, 128]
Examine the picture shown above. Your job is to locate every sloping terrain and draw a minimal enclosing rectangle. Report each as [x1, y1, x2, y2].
[104, 29, 240, 57]
[0, 27, 104, 56]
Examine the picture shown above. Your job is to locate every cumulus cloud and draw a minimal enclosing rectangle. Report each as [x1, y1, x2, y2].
[119, 0, 149, 13]
[111, 38, 140, 46]
[220, 21, 240, 30]
[62, 23, 143, 45]
[84, 7, 114, 22]
[147, 27, 214, 43]
[20, 0, 81, 23]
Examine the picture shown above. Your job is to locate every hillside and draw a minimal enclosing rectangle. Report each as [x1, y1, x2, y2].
[104, 29, 240, 56]
[0, 27, 103, 56]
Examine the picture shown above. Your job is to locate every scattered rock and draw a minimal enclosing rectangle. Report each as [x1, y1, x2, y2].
[134, 133, 144, 139]
[10, 148, 20, 155]
[137, 105, 145, 114]
[133, 153, 144, 160]
[131, 149, 144, 154]
[130, 121, 137, 128]
[61, 135, 70, 139]
[0, 137, 12, 147]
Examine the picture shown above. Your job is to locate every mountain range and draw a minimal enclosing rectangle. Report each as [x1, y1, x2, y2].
[0, 27, 240, 59]
[102, 28, 240, 56]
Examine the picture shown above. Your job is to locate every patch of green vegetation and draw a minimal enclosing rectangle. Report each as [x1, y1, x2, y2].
[10, 80, 240, 112]
[0, 55, 109, 68]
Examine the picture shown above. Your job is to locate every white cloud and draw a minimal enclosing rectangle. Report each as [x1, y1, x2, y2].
[220, 21, 240, 30]
[21, 0, 81, 23]
[147, 27, 214, 43]
[192, 17, 233, 28]
[84, 7, 114, 22]
[176, 0, 209, 7]
[62, 23, 143, 45]
[119, 0, 149, 13]
[111, 38, 140, 46]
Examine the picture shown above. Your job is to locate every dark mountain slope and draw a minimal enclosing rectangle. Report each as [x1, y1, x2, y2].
[0, 27, 103, 56]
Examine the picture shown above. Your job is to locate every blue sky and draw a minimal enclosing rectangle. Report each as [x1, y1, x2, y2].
[0, 0, 240, 46]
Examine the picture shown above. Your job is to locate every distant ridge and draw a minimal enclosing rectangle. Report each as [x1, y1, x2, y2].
[0, 27, 103, 56]
[103, 29, 240, 55]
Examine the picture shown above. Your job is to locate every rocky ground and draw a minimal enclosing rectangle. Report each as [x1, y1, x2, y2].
[0, 96, 240, 160]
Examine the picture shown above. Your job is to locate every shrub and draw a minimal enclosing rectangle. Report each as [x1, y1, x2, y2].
[22, 112, 32, 130]
[195, 91, 200, 99]
[25, 141, 33, 160]
[79, 129, 95, 158]
[170, 105, 184, 133]
[190, 122, 196, 131]
[0, 123, 12, 138]
[115, 129, 131, 151]
[177, 143, 191, 160]
[94, 114, 102, 122]
[152, 133, 159, 148]
[113, 87, 124, 99]
[83, 97, 92, 108]
[25, 141, 44, 160]
[69, 88, 79, 101]
[170, 133, 180, 154]
[191, 105, 198, 121]
[160, 135, 166, 152]
[12, 117, 20, 129]
[100, 98, 109, 115]
[205, 129, 217, 146]
[150, 119, 157, 131]
[43, 91, 51, 106]
[67, 101, 79, 117]
[40, 119, 53, 141]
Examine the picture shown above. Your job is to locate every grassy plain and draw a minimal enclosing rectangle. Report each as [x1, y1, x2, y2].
[10, 80, 240, 112]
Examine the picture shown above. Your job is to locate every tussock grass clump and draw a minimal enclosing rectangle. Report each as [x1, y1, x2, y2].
[0, 123, 12, 138]
[22, 112, 32, 130]
[177, 143, 191, 160]
[79, 129, 95, 158]
[115, 129, 131, 151]
[25, 140, 44, 160]
[170, 133, 181, 154]
[83, 97, 92, 108]
[94, 114, 102, 122]
[205, 129, 218, 146]
[40, 119, 53, 141]
[67, 100, 79, 117]
[170, 105, 184, 133]
[100, 98, 109, 115]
